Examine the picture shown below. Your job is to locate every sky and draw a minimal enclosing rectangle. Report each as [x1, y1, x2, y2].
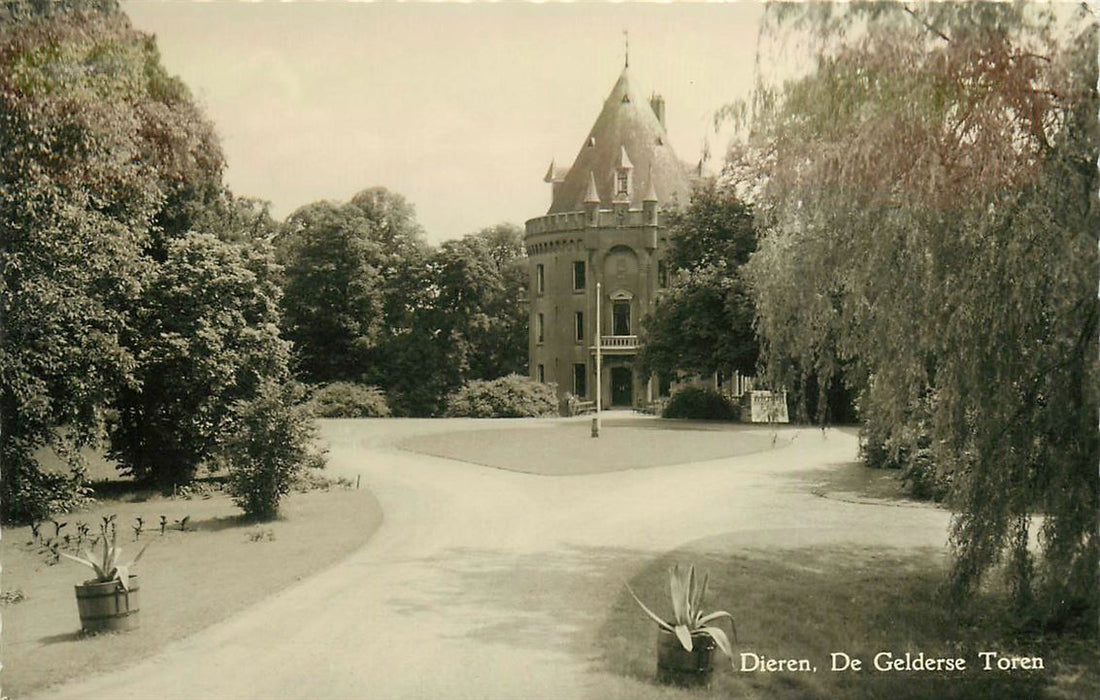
[124, 1, 765, 245]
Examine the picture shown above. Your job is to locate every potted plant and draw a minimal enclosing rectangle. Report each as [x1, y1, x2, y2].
[61, 517, 149, 634]
[628, 563, 737, 687]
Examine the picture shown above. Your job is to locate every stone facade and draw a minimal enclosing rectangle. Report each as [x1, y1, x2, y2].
[525, 65, 691, 408]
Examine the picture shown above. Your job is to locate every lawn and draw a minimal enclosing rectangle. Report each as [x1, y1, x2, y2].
[592, 543, 1098, 700]
[1, 481, 383, 698]
[398, 416, 793, 475]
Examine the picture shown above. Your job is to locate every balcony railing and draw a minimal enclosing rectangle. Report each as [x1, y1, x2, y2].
[595, 335, 640, 351]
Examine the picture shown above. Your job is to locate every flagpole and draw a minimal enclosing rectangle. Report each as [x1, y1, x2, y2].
[594, 281, 602, 438]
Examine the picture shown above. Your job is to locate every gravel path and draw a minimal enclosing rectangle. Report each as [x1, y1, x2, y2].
[30, 416, 952, 700]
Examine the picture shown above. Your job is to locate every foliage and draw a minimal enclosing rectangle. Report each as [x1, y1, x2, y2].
[223, 380, 325, 520]
[277, 196, 529, 417]
[641, 264, 757, 380]
[859, 398, 949, 502]
[310, 382, 391, 418]
[662, 386, 737, 421]
[60, 516, 148, 590]
[739, 3, 1098, 619]
[628, 563, 736, 657]
[109, 234, 291, 488]
[665, 180, 757, 273]
[444, 374, 556, 418]
[0, 1, 225, 519]
[641, 181, 758, 382]
[432, 224, 529, 383]
[276, 188, 428, 385]
[0, 456, 93, 524]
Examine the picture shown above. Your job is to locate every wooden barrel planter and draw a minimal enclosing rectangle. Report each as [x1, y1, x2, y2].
[74, 575, 140, 634]
[656, 629, 715, 687]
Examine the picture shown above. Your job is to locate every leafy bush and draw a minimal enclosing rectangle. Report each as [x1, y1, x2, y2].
[223, 381, 326, 519]
[109, 234, 291, 490]
[0, 456, 94, 524]
[859, 409, 948, 501]
[444, 374, 557, 418]
[310, 382, 391, 418]
[662, 386, 737, 421]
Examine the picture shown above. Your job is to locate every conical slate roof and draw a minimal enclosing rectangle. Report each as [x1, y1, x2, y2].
[548, 67, 691, 214]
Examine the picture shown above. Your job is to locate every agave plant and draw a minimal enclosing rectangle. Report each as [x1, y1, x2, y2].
[60, 519, 149, 591]
[628, 563, 737, 658]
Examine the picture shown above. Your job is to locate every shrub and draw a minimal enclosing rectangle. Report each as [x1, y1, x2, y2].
[223, 381, 326, 519]
[310, 382, 391, 418]
[0, 455, 93, 524]
[444, 374, 557, 418]
[859, 408, 949, 502]
[662, 386, 737, 421]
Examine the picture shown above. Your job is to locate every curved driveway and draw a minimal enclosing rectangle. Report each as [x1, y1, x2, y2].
[32, 416, 952, 700]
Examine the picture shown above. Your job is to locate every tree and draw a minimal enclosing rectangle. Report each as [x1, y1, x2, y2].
[0, 1, 222, 517]
[376, 224, 528, 416]
[224, 379, 322, 520]
[434, 224, 528, 382]
[277, 188, 429, 386]
[109, 234, 289, 488]
[665, 180, 756, 273]
[277, 201, 385, 383]
[740, 3, 1098, 620]
[640, 182, 758, 383]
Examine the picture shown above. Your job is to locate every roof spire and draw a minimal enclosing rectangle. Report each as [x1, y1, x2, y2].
[584, 171, 600, 204]
[623, 29, 629, 68]
[643, 164, 658, 203]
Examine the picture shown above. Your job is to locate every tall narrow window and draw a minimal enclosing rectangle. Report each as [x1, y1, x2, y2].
[537, 364, 545, 383]
[573, 364, 587, 397]
[575, 311, 584, 342]
[536, 264, 545, 295]
[613, 301, 631, 336]
[537, 313, 545, 343]
[617, 171, 629, 197]
[572, 261, 586, 291]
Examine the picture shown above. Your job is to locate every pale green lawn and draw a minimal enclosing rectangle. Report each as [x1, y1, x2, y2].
[1, 485, 382, 698]
[399, 417, 794, 475]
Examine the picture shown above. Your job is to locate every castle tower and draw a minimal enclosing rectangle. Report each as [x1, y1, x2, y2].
[525, 64, 691, 408]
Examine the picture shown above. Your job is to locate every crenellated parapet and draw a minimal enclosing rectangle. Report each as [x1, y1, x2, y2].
[525, 206, 655, 237]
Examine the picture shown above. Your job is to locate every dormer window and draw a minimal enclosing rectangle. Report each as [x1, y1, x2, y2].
[613, 145, 634, 201]
[587, 136, 596, 147]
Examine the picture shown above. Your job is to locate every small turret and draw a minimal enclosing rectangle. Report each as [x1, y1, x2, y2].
[584, 171, 600, 226]
[544, 159, 568, 206]
[642, 164, 658, 225]
[613, 145, 634, 211]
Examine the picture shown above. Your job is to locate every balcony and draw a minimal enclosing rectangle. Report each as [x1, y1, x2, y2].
[591, 335, 641, 354]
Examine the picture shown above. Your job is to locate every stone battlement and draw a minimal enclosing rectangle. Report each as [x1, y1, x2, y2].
[525, 207, 653, 237]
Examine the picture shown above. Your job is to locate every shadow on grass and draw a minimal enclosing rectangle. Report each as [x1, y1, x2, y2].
[39, 630, 86, 645]
[779, 460, 940, 507]
[597, 544, 1096, 700]
[190, 512, 289, 533]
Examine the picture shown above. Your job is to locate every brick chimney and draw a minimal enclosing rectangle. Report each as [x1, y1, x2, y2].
[650, 93, 666, 129]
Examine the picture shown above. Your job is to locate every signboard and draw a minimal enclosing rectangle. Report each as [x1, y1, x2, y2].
[746, 390, 789, 424]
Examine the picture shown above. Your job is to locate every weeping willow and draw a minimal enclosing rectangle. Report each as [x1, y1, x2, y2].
[739, 2, 1098, 623]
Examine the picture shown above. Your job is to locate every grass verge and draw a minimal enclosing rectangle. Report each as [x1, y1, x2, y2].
[595, 545, 1098, 700]
[399, 419, 789, 475]
[2, 483, 382, 698]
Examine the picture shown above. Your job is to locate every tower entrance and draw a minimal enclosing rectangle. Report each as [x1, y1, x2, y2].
[611, 367, 633, 406]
